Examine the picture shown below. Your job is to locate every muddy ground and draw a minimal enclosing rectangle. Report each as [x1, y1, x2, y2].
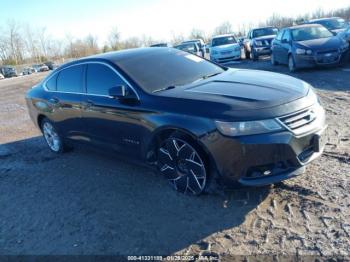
[0, 60, 349, 259]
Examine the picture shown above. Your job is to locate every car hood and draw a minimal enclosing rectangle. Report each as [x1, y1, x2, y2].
[296, 36, 342, 51]
[154, 69, 312, 120]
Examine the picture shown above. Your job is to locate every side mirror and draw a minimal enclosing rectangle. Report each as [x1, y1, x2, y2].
[109, 85, 126, 98]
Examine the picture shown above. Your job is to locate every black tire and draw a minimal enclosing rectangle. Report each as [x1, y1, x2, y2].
[157, 133, 208, 195]
[271, 53, 278, 65]
[245, 49, 250, 60]
[40, 118, 67, 154]
[251, 50, 258, 61]
[288, 54, 297, 72]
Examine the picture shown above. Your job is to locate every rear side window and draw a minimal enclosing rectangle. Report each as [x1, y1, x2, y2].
[57, 65, 83, 93]
[86, 63, 126, 96]
[46, 73, 57, 91]
[276, 30, 284, 41]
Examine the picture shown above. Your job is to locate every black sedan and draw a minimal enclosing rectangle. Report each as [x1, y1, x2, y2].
[26, 48, 327, 195]
[271, 24, 349, 72]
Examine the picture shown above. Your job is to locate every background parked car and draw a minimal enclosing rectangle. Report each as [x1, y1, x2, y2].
[209, 34, 241, 63]
[44, 61, 57, 70]
[174, 42, 203, 57]
[0, 66, 18, 78]
[0, 73, 4, 80]
[22, 67, 35, 75]
[181, 39, 205, 57]
[305, 17, 348, 34]
[271, 24, 349, 72]
[150, 43, 172, 47]
[244, 27, 278, 60]
[32, 64, 50, 72]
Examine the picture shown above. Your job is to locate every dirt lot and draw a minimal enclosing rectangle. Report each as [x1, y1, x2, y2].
[0, 60, 349, 258]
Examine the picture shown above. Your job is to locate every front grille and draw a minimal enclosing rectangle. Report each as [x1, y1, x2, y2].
[278, 107, 320, 135]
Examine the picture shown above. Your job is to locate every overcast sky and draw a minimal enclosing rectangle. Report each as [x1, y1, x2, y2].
[1, 0, 349, 43]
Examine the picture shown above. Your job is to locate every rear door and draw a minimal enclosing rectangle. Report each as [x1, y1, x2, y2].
[280, 29, 292, 64]
[45, 64, 85, 139]
[271, 29, 284, 62]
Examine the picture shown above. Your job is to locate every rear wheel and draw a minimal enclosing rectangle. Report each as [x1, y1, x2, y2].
[157, 135, 207, 195]
[41, 118, 67, 153]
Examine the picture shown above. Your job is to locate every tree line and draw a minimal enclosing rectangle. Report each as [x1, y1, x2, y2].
[0, 6, 349, 66]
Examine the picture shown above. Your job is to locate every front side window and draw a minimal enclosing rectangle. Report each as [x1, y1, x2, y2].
[282, 30, 291, 42]
[57, 65, 83, 93]
[86, 63, 126, 96]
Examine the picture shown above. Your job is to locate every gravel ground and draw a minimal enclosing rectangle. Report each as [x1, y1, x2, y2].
[0, 60, 349, 258]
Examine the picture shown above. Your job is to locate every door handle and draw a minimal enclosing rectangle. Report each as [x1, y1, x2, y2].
[49, 97, 59, 104]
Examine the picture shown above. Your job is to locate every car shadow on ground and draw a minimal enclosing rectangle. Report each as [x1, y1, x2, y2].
[0, 136, 271, 255]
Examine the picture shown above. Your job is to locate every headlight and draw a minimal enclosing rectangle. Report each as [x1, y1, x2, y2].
[255, 41, 263, 46]
[296, 48, 306, 55]
[215, 119, 284, 137]
[306, 50, 313, 55]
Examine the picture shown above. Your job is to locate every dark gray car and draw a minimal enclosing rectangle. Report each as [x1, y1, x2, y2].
[244, 27, 278, 60]
[271, 24, 349, 72]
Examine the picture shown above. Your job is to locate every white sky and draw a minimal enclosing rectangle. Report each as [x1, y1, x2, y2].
[3, 0, 349, 43]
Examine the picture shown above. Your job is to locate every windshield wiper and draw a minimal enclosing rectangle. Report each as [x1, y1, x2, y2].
[152, 85, 176, 93]
[192, 72, 222, 83]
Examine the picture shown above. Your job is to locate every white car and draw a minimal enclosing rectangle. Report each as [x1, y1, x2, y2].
[0, 73, 4, 80]
[210, 34, 241, 63]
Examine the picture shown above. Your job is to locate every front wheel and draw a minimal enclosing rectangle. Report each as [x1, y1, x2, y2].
[41, 118, 67, 153]
[157, 136, 207, 195]
[271, 53, 278, 65]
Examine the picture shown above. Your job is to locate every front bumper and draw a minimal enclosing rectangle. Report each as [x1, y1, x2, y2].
[295, 50, 347, 68]
[201, 124, 327, 187]
[253, 46, 272, 56]
[211, 50, 241, 63]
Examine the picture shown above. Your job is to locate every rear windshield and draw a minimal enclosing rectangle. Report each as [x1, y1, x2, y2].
[116, 49, 224, 92]
[211, 36, 237, 47]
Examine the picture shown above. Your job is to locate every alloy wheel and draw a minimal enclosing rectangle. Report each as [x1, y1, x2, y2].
[42, 121, 61, 152]
[158, 138, 206, 195]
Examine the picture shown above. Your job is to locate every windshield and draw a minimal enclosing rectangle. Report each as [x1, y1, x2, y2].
[291, 26, 333, 41]
[4, 67, 15, 73]
[211, 36, 237, 47]
[252, 28, 278, 38]
[117, 49, 224, 93]
[316, 18, 347, 30]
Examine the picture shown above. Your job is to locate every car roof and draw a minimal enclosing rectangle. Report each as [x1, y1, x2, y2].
[308, 17, 343, 22]
[287, 24, 323, 30]
[251, 26, 277, 30]
[212, 34, 235, 39]
[59, 47, 178, 69]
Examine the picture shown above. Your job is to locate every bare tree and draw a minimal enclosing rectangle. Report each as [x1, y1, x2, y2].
[189, 28, 206, 40]
[108, 27, 121, 50]
[213, 21, 233, 36]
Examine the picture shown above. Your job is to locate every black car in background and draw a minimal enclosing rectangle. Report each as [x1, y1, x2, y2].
[26, 48, 326, 195]
[182, 39, 206, 57]
[0, 66, 18, 78]
[174, 42, 203, 57]
[306, 17, 348, 35]
[44, 61, 57, 70]
[271, 24, 349, 72]
[244, 27, 278, 60]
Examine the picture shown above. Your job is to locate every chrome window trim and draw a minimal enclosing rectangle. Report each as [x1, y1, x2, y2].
[42, 61, 140, 100]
